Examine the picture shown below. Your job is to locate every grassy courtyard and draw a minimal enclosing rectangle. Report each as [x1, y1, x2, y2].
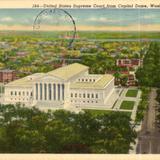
[126, 89, 138, 97]
[83, 109, 131, 118]
[120, 101, 135, 110]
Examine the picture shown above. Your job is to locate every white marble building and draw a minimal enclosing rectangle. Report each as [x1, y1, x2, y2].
[3, 63, 117, 110]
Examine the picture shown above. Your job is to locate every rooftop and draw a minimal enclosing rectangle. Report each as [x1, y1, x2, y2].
[0, 69, 15, 73]
[5, 63, 89, 86]
[70, 74, 114, 89]
[48, 63, 88, 80]
[6, 73, 45, 87]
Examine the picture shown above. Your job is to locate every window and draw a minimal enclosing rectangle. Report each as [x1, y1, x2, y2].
[83, 93, 85, 98]
[87, 94, 90, 98]
[75, 93, 77, 98]
[96, 94, 98, 99]
[92, 94, 94, 98]
[79, 94, 81, 98]
[19, 92, 21, 96]
[27, 92, 29, 96]
[15, 91, 17, 95]
[11, 91, 13, 95]
[23, 91, 25, 96]
[71, 93, 73, 97]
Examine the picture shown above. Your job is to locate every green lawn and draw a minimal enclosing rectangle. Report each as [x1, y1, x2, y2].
[120, 101, 135, 110]
[83, 109, 131, 118]
[126, 89, 138, 97]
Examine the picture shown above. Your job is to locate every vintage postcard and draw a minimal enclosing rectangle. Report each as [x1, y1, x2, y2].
[0, 0, 160, 159]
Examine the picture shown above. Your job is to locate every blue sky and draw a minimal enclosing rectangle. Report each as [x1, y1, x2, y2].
[0, 9, 159, 31]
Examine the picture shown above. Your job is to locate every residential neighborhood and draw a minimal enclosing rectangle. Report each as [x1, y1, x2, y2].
[0, 28, 159, 153]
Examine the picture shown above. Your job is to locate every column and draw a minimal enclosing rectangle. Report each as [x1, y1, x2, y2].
[41, 83, 44, 101]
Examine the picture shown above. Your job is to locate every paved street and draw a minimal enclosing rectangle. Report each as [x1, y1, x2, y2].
[136, 88, 160, 154]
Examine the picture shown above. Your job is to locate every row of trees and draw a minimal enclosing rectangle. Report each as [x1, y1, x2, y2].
[155, 89, 160, 129]
[136, 42, 160, 87]
[0, 104, 136, 153]
[81, 53, 115, 74]
[135, 87, 150, 123]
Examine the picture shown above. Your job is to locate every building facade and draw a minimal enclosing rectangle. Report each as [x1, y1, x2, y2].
[0, 69, 16, 83]
[116, 58, 143, 69]
[3, 63, 116, 110]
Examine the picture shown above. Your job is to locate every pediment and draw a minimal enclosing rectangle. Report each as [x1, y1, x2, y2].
[36, 74, 64, 83]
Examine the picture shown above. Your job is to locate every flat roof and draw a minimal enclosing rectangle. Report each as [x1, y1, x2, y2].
[6, 73, 45, 87]
[5, 63, 89, 86]
[70, 74, 114, 90]
[48, 63, 88, 80]
[0, 69, 15, 73]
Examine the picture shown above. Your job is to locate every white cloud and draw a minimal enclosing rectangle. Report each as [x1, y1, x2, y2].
[0, 17, 14, 22]
[87, 17, 121, 23]
[143, 14, 157, 19]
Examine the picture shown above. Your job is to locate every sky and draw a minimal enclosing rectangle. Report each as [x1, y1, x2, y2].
[0, 9, 159, 31]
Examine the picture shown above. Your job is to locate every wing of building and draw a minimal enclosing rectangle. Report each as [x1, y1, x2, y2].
[3, 63, 117, 111]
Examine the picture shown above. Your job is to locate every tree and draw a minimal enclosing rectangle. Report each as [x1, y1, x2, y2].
[0, 104, 136, 153]
[136, 42, 160, 87]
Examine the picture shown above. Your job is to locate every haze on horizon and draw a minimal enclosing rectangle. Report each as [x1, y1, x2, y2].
[0, 9, 159, 31]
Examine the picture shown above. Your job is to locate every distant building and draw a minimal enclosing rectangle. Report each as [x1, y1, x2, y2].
[3, 63, 118, 110]
[62, 34, 80, 39]
[107, 70, 137, 86]
[116, 59, 142, 69]
[16, 51, 28, 57]
[0, 69, 16, 83]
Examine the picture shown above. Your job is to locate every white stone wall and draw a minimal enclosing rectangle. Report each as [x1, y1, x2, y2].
[70, 89, 103, 107]
[4, 86, 33, 105]
[70, 78, 115, 108]
[2, 70, 115, 109]
[75, 74, 100, 83]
